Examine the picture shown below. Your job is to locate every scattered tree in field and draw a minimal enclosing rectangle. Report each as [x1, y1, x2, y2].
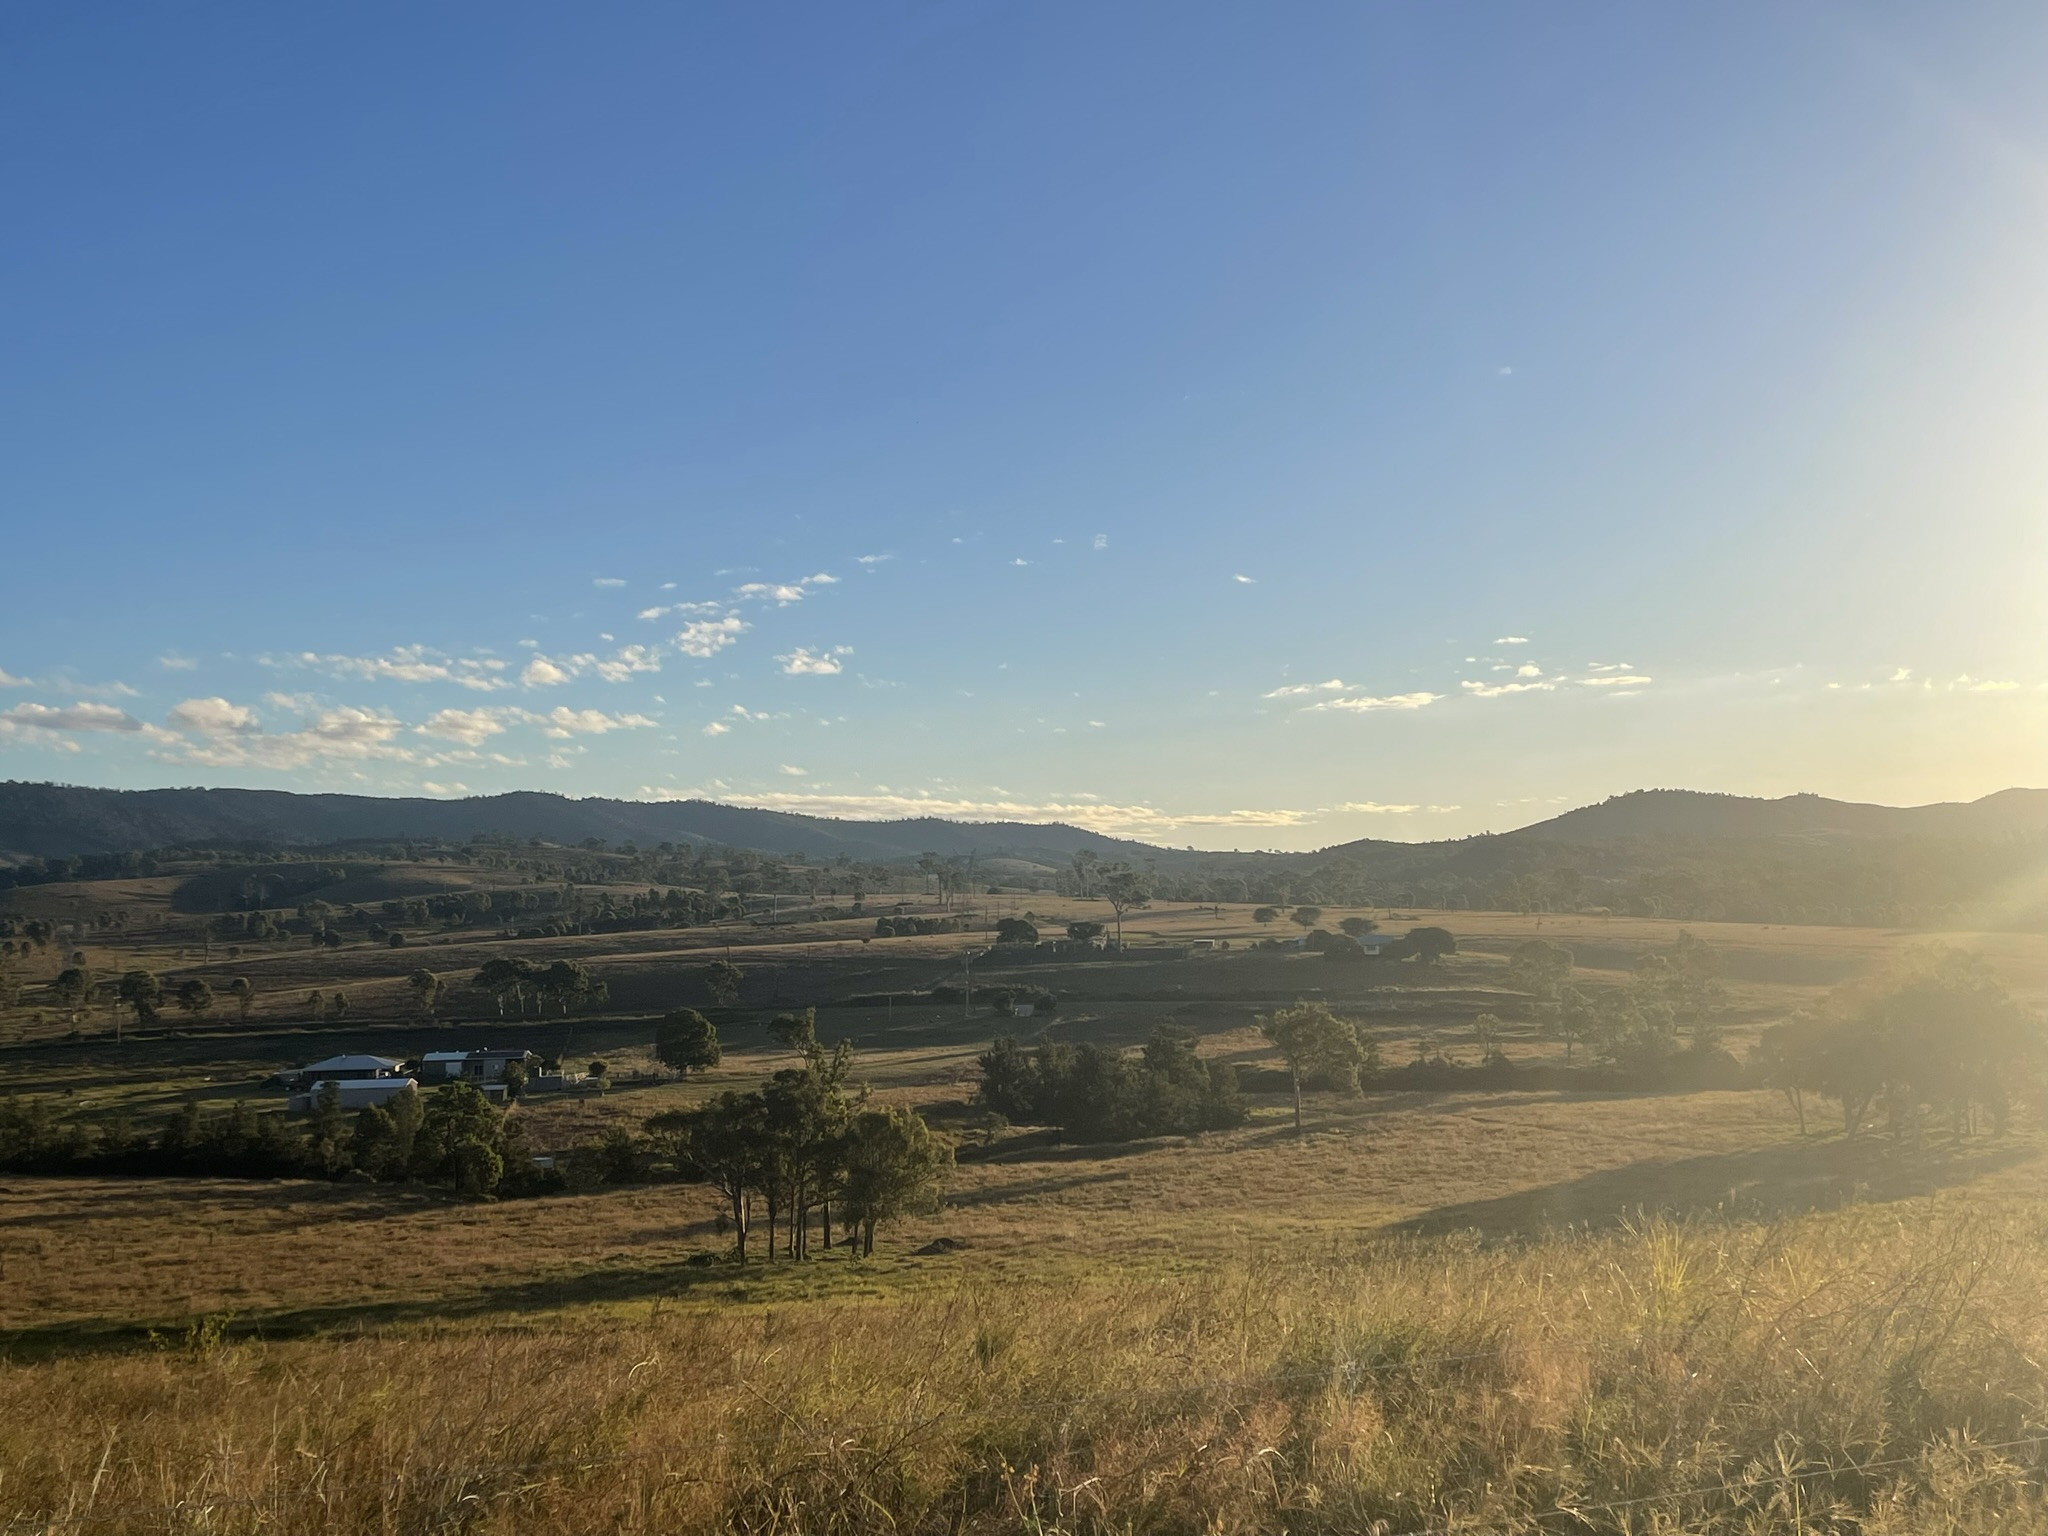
[841, 1106, 952, 1256]
[1471, 1011, 1508, 1067]
[540, 959, 606, 1015]
[475, 956, 540, 1016]
[1291, 906, 1322, 930]
[1098, 864, 1151, 948]
[703, 959, 744, 1006]
[1253, 907, 1279, 924]
[1338, 916, 1380, 938]
[331, 990, 350, 1021]
[995, 917, 1039, 946]
[117, 970, 162, 1028]
[173, 978, 214, 1021]
[48, 967, 90, 1016]
[1507, 939, 1574, 999]
[407, 968, 443, 1020]
[655, 1008, 721, 1076]
[227, 976, 255, 1021]
[1405, 926, 1457, 965]
[674, 1090, 769, 1261]
[1258, 1001, 1366, 1132]
[769, 1007, 818, 1055]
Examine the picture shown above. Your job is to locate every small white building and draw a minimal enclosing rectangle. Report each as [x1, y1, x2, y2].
[288, 1076, 419, 1113]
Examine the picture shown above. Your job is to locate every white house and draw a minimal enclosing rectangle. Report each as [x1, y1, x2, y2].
[421, 1047, 534, 1083]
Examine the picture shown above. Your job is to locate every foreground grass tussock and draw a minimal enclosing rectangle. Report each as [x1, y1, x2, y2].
[6, 1200, 2048, 1534]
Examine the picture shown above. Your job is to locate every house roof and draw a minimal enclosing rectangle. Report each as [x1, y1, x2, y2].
[421, 1050, 472, 1063]
[303, 1054, 401, 1073]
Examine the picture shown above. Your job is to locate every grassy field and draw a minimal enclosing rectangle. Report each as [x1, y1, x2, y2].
[6, 873, 2048, 1530]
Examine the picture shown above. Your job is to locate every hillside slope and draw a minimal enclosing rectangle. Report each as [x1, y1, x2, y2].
[0, 782, 1165, 866]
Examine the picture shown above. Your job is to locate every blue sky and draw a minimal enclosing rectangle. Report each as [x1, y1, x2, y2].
[3, 3, 2047, 849]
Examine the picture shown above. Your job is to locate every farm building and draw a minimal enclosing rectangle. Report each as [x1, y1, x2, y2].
[286, 1076, 419, 1113]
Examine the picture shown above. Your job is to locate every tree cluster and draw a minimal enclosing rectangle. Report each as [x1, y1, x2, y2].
[976, 1025, 1244, 1142]
[1757, 946, 2042, 1139]
[651, 1011, 951, 1260]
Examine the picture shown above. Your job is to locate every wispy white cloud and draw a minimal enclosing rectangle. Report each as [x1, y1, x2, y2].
[592, 577, 626, 588]
[167, 697, 259, 736]
[1304, 692, 1441, 712]
[1496, 636, 1530, 645]
[1233, 574, 1255, 584]
[778, 645, 851, 676]
[855, 553, 892, 565]
[171, 705, 414, 770]
[734, 572, 836, 606]
[276, 645, 511, 692]
[1264, 678, 1348, 699]
[1338, 801, 1462, 815]
[157, 654, 198, 672]
[780, 764, 808, 776]
[1575, 674, 1652, 689]
[416, 707, 509, 747]
[0, 667, 29, 687]
[702, 720, 731, 737]
[0, 701, 169, 751]
[518, 645, 667, 686]
[1092, 534, 1108, 550]
[1461, 679, 1556, 698]
[674, 615, 747, 658]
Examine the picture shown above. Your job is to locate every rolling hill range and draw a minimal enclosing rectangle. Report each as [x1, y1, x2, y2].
[4, 781, 2047, 868]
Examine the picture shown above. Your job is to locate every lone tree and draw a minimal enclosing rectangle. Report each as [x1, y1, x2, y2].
[173, 978, 215, 1021]
[1338, 916, 1380, 938]
[1258, 1001, 1366, 1132]
[703, 959, 744, 1006]
[656, 1008, 722, 1076]
[1097, 865, 1151, 949]
[1253, 907, 1279, 924]
[1506, 939, 1574, 999]
[995, 917, 1039, 946]
[1291, 906, 1323, 930]
[48, 967, 90, 1017]
[227, 976, 255, 1021]
[117, 970, 163, 1030]
[407, 968, 443, 1020]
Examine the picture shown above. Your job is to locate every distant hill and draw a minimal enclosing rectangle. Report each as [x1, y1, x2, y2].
[0, 782, 1166, 866]
[1500, 788, 2048, 844]
[5, 781, 2046, 870]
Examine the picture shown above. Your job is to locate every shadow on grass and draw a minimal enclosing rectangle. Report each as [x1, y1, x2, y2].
[0, 1241, 906, 1362]
[1387, 1132, 2043, 1240]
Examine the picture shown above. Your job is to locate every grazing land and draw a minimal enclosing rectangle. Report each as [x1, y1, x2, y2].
[5, 854, 2048, 1532]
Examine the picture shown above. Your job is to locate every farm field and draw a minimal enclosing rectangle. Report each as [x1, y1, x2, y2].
[6, 871, 2048, 1531]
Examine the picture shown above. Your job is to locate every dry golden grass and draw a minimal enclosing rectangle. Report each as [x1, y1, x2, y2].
[13, 895, 2048, 1529]
[5, 1198, 2047, 1532]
